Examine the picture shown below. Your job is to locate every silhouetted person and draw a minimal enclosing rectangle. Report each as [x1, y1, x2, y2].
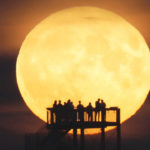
[95, 98, 101, 121]
[77, 101, 84, 122]
[66, 99, 74, 122]
[57, 100, 63, 123]
[66, 99, 72, 108]
[53, 100, 57, 107]
[53, 100, 58, 122]
[86, 102, 93, 121]
[64, 102, 67, 108]
[63, 102, 67, 122]
[57, 100, 63, 109]
[53, 100, 57, 112]
[101, 100, 106, 122]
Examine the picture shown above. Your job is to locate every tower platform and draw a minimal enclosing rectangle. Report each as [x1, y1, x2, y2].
[25, 107, 121, 150]
[46, 107, 121, 150]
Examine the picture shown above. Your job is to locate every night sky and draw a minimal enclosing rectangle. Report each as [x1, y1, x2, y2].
[0, 0, 150, 150]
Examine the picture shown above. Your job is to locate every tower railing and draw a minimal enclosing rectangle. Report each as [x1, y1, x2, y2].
[47, 107, 120, 126]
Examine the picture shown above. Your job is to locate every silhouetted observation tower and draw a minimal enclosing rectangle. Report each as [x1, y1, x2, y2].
[25, 99, 121, 150]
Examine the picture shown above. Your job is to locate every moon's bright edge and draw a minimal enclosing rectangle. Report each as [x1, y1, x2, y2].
[16, 7, 150, 134]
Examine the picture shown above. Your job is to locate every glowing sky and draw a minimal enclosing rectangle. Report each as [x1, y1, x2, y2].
[0, 0, 150, 149]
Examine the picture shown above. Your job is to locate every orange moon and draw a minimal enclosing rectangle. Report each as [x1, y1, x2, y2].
[16, 7, 150, 134]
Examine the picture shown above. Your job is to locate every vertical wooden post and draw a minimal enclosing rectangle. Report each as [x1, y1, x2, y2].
[51, 109, 54, 124]
[25, 134, 27, 150]
[80, 128, 84, 150]
[101, 107, 106, 150]
[35, 133, 39, 150]
[47, 110, 49, 125]
[101, 127, 105, 150]
[117, 109, 121, 150]
[73, 128, 77, 150]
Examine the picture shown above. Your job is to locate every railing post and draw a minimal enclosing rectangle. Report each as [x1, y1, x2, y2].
[117, 108, 121, 150]
[47, 110, 49, 125]
[51, 109, 54, 124]
[101, 107, 106, 150]
[101, 126, 105, 150]
[80, 128, 84, 150]
[73, 128, 77, 150]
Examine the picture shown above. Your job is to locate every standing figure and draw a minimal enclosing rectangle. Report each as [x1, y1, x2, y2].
[57, 100, 63, 123]
[66, 99, 74, 122]
[77, 101, 84, 122]
[86, 102, 93, 121]
[95, 98, 101, 121]
[63, 102, 67, 122]
[53, 100, 57, 108]
[53, 100, 58, 122]
[101, 100, 106, 122]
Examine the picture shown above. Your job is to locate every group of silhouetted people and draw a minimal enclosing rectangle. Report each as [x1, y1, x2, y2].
[52, 98, 106, 123]
[53, 99, 75, 123]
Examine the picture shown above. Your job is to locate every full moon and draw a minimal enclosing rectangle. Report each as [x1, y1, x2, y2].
[16, 7, 150, 134]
